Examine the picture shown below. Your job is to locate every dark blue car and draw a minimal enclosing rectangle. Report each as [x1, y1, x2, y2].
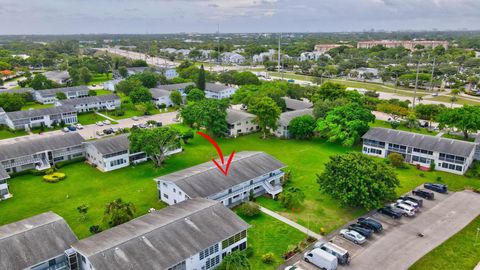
[67, 125, 77, 131]
[424, 183, 448, 193]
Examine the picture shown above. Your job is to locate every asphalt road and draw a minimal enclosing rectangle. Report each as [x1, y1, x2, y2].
[282, 190, 480, 270]
[0, 111, 179, 145]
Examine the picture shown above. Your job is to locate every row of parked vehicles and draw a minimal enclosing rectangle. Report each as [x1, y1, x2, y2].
[296, 183, 448, 270]
[62, 123, 83, 132]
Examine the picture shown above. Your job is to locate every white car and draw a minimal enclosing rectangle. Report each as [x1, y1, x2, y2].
[339, 229, 366, 245]
[96, 121, 104, 126]
[76, 124, 84, 130]
[397, 199, 419, 209]
[132, 116, 139, 121]
[62, 127, 69, 133]
[96, 130, 104, 136]
[391, 203, 416, 217]
[103, 120, 111, 125]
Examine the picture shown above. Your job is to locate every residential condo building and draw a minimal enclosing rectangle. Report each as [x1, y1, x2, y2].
[357, 40, 449, 50]
[226, 109, 258, 137]
[362, 128, 476, 175]
[274, 108, 314, 138]
[155, 151, 285, 207]
[204, 83, 237, 99]
[1, 106, 78, 130]
[34, 86, 90, 104]
[70, 198, 250, 270]
[55, 94, 121, 113]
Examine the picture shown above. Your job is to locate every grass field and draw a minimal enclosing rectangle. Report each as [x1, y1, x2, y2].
[441, 133, 475, 142]
[77, 112, 112, 125]
[238, 212, 307, 269]
[22, 102, 54, 110]
[0, 129, 28, 139]
[371, 119, 438, 136]
[410, 215, 480, 270]
[94, 89, 113, 96]
[88, 73, 111, 86]
[425, 95, 480, 106]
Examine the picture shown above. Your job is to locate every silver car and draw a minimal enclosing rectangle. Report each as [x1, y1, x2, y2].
[339, 229, 366, 245]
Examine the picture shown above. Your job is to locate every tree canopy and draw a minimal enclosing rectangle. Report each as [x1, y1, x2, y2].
[129, 127, 181, 167]
[437, 105, 480, 139]
[0, 93, 25, 112]
[186, 88, 205, 102]
[104, 198, 136, 227]
[288, 115, 316, 140]
[170, 90, 183, 106]
[317, 152, 400, 210]
[129, 87, 152, 104]
[317, 103, 375, 146]
[180, 99, 229, 137]
[249, 96, 281, 139]
[217, 251, 251, 270]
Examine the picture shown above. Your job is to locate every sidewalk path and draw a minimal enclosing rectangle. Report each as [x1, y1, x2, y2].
[95, 111, 116, 122]
[259, 206, 324, 240]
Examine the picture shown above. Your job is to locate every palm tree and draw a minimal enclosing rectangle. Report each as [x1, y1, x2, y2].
[450, 88, 460, 108]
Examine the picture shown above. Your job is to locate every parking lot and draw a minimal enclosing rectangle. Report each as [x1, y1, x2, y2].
[284, 188, 480, 270]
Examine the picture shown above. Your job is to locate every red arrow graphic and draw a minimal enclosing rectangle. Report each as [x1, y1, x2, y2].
[196, 131, 235, 176]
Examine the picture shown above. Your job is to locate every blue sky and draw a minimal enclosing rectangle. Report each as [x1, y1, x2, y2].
[0, 0, 479, 34]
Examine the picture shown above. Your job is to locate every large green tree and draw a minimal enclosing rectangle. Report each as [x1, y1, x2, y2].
[197, 64, 206, 90]
[129, 126, 181, 167]
[278, 187, 306, 209]
[180, 99, 229, 136]
[104, 198, 136, 227]
[317, 152, 400, 210]
[437, 105, 480, 139]
[316, 103, 375, 146]
[115, 78, 143, 96]
[129, 87, 152, 104]
[186, 88, 205, 102]
[288, 115, 316, 140]
[0, 93, 25, 112]
[170, 90, 183, 106]
[217, 251, 251, 270]
[249, 96, 281, 139]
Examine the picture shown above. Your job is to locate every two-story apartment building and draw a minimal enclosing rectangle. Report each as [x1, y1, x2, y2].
[150, 88, 175, 107]
[84, 134, 182, 172]
[0, 133, 85, 199]
[70, 198, 250, 270]
[0, 166, 10, 200]
[55, 94, 121, 113]
[158, 82, 195, 94]
[362, 127, 477, 175]
[0, 212, 78, 270]
[155, 151, 285, 207]
[226, 109, 258, 137]
[44, 70, 71, 85]
[2, 106, 78, 130]
[204, 83, 237, 99]
[34, 86, 90, 104]
[274, 109, 314, 138]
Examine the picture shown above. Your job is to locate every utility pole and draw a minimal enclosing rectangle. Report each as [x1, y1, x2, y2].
[217, 24, 221, 65]
[278, 33, 283, 79]
[412, 60, 420, 108]
[429, 57, 436, 92]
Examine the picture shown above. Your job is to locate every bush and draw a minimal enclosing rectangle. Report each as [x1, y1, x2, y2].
[245, 247, 254, 258]
[89, 225, 102, 234]
[45, 168, 55, 175]
[390, 121, 400, 129]
[43, 172, 66, 183]
[237, 201, 260, 217]
[388, 152, 405, 168]
[261, 252, 275, 264]
[419, 173, 425, 177]
[429, 160, 435, 171]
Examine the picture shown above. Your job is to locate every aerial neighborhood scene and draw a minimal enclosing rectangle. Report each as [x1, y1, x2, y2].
[1, 1, 480, 270]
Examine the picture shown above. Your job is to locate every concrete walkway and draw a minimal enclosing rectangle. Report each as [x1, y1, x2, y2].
[475, 262, 480, 270]
[259, 206, 324, 240]
[94, 111, 116, 122]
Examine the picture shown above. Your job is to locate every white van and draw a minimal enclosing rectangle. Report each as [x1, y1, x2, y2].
[304, 248, 338, 270]
[314, 241, 350, 265]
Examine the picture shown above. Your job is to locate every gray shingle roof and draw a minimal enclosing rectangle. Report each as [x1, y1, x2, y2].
[362, 127, 477, 157]
[86, 134, 130, 155]
[44, 70, 70, 81]
[0, 88, 34, 95]
[57, 94, 120, 106]
[205, 83, 233, 93]
[282, 97, 313, 111]
[36, 86, 89, 97]
[157, 83, 194, 91]
[0, 133, 85, 161]
[71, 198, 250, 270]
[6, 105, 77, 121]
[156, 151, 286, 198]
[279, 109, 314, 126]
[0, 165, 9, 180]
[149, 88, 171, 99]
[226, 109, 255, 124]
[0, 212, 78, 270]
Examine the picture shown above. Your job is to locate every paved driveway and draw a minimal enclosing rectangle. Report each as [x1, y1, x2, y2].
[281, 190, 480, 270]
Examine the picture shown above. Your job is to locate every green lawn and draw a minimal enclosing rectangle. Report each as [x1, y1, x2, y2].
[88, 73, 111, 86]
[425, 95, 480, 106]
[410, 215, 480, 270]
[441, 133, 475, 142]
[103, 107, 175, 120]
[0, 129, 28, 139]
[77, 112, 114, 125]
[238, 212, 307, 269]
[93, 89, 114, 96]
[371, 119, 438, 136]
[22, 102, 54, 110]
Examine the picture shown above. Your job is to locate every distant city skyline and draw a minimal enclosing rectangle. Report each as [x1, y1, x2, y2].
[0, 0, 479, 35]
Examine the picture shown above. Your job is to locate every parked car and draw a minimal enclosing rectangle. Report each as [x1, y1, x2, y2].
[314, 241, 350, 265]
[304, 248, 338, 270]
[96, 130, 104, 136]
[357, 218, 383, 233]
[103, 120, 111, 125]
[103, 128, 114, 135]
[132, 116, 139, 121]
[412, 189, 435, 200]
[391, 203, 416, 217]
[67, 125, 77, 131]
[156, 121, 163, 127]
[62, 127, 69, 133]
[285, 266, 304, 270]
[378, 206, 402, 219]
[339, 229, 367, 245]
[138, 123, 147, 128]
[397, 198, 420, 209]
[399, 196, 423, 207]
[348, 224, 373, 238]
[96, 121, 104, 126]
[75, 123, 84, 130]
[424, 183, 448, 194]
